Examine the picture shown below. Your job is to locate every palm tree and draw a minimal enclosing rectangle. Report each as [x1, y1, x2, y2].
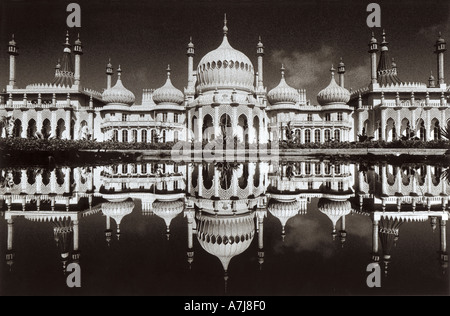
[440, 124, 450, 140]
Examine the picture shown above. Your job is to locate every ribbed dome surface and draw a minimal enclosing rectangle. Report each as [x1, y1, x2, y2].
[152, 67, 184, 105]
[102, 68, 136, 105]
[267, 66, 299, 105]
[196, 212, 255, 271]
[317, 70, 350, 106]
[196, 35, 254, 93]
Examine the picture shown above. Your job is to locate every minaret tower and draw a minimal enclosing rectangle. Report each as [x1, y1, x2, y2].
[434, 32, 447, 88]
[368, 32, 379, 86]
[187, 37, 195, 86]
[7, 34, 19, 88]
[106, 59, 113, 89]
[73, 33, 83, 86]
[337, 58, 345, 88]
[256, 36, 264, 88]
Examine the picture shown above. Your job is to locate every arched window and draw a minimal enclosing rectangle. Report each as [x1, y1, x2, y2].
[113, 130, 119, 142]
[314, 129, 321, 143]
[325, 129, 331, 142]
[122, 129, 128, 143]
[305, 129, 311, 143]
[141, 130, 147, 143]
[334, 129, 340, 142]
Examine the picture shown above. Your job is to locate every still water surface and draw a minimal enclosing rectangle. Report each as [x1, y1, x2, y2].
[0, 160, 449, 296]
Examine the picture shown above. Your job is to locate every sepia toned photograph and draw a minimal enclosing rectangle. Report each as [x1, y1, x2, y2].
[0, 0, 449, 301]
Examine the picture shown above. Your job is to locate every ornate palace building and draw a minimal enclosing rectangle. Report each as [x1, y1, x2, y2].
[0, 18, 449, 144]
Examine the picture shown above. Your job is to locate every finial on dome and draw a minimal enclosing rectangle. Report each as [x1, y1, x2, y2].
[65, 30, 70, 46]
[223, 13, 228, 36]
[330, 64, 336, 79]
[280, 64, 285, 79]
[167, 64, 171, 78]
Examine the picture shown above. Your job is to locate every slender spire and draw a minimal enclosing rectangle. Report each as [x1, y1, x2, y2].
[166, 64, 171, 79]
[117, 65, 122, 80]
[223, 13, 228, 36]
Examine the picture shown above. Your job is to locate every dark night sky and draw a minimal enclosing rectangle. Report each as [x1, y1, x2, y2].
[0, 0, 449, 103]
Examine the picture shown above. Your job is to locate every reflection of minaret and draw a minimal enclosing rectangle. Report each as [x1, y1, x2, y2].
[439, 218, 448, 274]
[101, 199, 135, 240]
[52, 218, 74, 274]
[6, 218, 15, 271]
[105, 215, 112, 246]
[185, 209, 196, 269]
[256, 207, 266, 270]
[339, 215, 347, 248]
[379, 216, 402, 276]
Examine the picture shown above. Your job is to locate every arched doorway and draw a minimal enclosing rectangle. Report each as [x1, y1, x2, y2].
[13, 119, 22, 138]
[237, 114, 248, 144]
[385, 118, 396, 142]
[253, 116, 260, 144]
[27, 119, 37, 138]
[219, 114, 232, 145]
[41, 119, 51, 139]
[56, 119, 65, 139]
[202, 114, 214, 141]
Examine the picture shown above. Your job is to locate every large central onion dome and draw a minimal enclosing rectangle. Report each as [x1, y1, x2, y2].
[196, 16, 254, 93]
[317, 66, 350, 106]
[102, 66, 136, 105]
[267, 65, 300, 104]
[152, 65, 184, 105]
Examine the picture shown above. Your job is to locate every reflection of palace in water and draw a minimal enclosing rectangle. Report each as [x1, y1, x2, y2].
[0, 161, 448, 290]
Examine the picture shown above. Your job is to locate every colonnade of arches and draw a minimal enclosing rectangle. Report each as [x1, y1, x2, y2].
[4, 118, 79, 139]
[191, 113, 262, 144]
[111, 128, 180, 143]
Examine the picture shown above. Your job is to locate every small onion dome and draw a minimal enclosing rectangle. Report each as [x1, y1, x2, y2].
[370, 32, 377, 44]
[317, 66, 350, 105]
[267, 65, 299, 105]
[9, 34, 17, 46]
[152, 199, 184, 234]
[437, 32, 446, 44]
[196, 212, 255, 272]
[318, 198, 352, 229]
[267, 198, 304, 227]
[102, 199, 135, 227]
[152, 65, 184, 105]
[102, 66, 136, 105]
[429, 72, 435, 81]
[74, 33, 82, 46]
[196, 19, 254, 93]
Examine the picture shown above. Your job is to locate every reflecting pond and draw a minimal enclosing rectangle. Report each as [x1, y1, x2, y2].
[0, 160, 449, 296]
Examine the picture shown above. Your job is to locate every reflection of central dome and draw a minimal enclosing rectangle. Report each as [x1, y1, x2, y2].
[196, 20, 254, 93]
[196, 212, 255, 271]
